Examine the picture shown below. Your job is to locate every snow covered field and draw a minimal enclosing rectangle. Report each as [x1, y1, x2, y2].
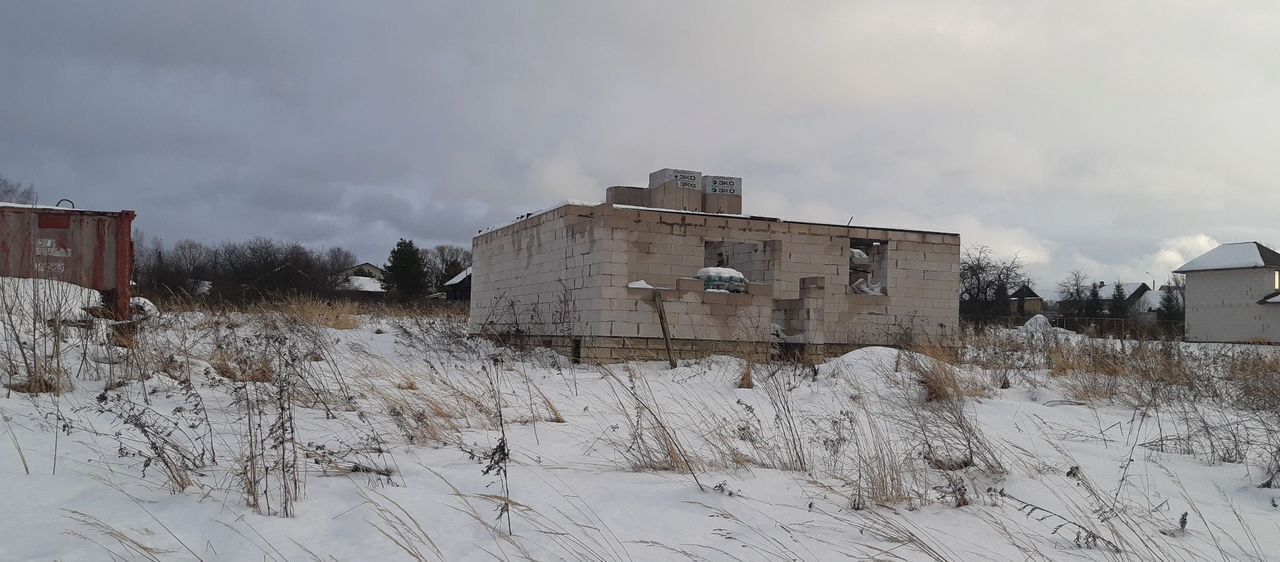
[1, 283, 1279, 560]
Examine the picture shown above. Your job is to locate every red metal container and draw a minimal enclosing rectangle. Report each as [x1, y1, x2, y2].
[0, 203, 135, 319]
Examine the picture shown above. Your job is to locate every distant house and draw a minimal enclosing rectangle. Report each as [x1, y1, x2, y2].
[1175, 241, 1280, 342]
[443, 267, 471, 301]
[1008, 284, 1043, 316]
[334, 263, 387, 302]
[1130, 287, 1165, 322]
[338, 263, 385, 279]
[1097, 282, 1152, 310]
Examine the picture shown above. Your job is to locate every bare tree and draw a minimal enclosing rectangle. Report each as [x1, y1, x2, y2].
[421, 244, 473, 292]
[1055, 270, 1090, 318]
[321, 247, 358, 290]
[960, 245, 1030, 324]
[173, 240, 213, 276]
[134, 236, 360, 301]
[0, 174, 36, 204]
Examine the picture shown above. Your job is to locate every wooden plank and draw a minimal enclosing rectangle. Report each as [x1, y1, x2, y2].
[653, 291, 677, 368]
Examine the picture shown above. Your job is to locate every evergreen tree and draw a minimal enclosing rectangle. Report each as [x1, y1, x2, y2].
[1109, 281, 1130, 318]
[1083, 282, 1104, 318]
[1158, 284, 1184, 322]
[383, 239, 429, 301]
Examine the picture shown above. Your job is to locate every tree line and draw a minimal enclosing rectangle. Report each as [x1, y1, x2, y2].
[134, 236, 471, 303]
[0, 173, 37, 204]
[1055, 269, 1185, 323]
[960, 244, 1185, 325]
[381, 239, 471, 302]
[134, 236, 360, 301]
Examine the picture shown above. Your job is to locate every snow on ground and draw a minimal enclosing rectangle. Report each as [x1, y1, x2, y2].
[0, 276, 102, 323]
[130, 296, 161, 318]
[1023, 313, 1052, 331]
[0, 292, 1278, 559]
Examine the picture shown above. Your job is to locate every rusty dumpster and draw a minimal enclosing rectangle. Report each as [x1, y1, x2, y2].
[0, 203, 135, 319]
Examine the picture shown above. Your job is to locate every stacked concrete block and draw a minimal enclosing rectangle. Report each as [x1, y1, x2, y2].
[702, 193, 742, 214]
[648, 168, 702, 189]
[647, 180, 704, 212]
[604, 185, 648, 206]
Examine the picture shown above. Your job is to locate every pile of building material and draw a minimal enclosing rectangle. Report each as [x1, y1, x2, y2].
[695, 267, 748, 293]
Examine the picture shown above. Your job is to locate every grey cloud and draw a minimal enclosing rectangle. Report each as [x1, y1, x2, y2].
[3, 2, 1280, 284]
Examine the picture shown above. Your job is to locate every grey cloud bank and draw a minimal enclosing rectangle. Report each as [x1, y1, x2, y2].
[2, 1, 1278, 287]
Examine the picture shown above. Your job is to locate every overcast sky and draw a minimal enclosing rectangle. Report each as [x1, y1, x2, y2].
[4, 2, 1278, 288]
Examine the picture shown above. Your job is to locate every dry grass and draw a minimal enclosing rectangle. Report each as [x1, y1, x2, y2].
[64, 509, 174, 561]
[368, 377, 461, 445]
[1226, 350, 1280, 411]
[599, 365, 704, 488]
[148, 294, 380, 330]
[5, 374, 68, 395]
[528, 380, 565, 423]
[804, 391, 925, 509]
[363, 488, 444, 561]
[869, 346, 1007, 481]
[1049, 339, 1196, 407]
[209, 347, 276, 383]
[904, 342, 995, 401]
[365, 301, 469, 320]
[737, 363, 754, 389]
[260, 296, 361, 330]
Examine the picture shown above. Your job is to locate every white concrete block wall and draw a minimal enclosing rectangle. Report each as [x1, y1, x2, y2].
[470, 202, 960, 347]
[1185, 268, 1280, 343]
[470, 205, 612, 336]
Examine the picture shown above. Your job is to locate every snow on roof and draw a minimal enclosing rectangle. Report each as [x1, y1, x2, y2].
[477, 201, 601, 235]
[0, 201, 125, 212]
[1052, 282, 1148, 302]
[1175, 242, 1280, 273]
[1099, 282, 1147, 300]
[339, 276, 385, 292]
[612, 204, 751, 219]
[443, 267, 471, 286]
[612, 204, 960, 236]
[341, 263, 384, 275]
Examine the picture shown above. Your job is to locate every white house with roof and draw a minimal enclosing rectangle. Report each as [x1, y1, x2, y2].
[333, 263, 387, 300]
[1098, 282, 1151, 308]
[443, 266, 471, 301]
[1175, 241, 1280, 343]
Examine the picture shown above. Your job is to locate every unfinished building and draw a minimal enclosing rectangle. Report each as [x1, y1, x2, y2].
[469, 168, 960, 362]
